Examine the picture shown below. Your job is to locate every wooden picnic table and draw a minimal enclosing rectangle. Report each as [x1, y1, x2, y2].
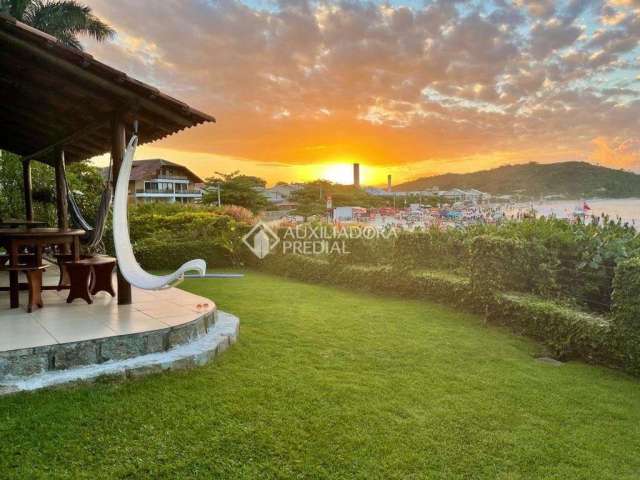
[0, 228, 85, 308]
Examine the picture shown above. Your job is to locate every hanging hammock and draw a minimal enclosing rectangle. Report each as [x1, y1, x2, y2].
[113, 134, 205, 289]
[112, 134, 242, 289]
[63, 152, 112, 250]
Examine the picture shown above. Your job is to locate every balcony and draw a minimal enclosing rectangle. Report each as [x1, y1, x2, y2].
[134, 189, 202, 196]
[156, 175, 189, 181]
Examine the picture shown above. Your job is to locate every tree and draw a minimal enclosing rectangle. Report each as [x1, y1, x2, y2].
[0, 0, 114, 49]
[290, 180, 388, 218]
[203, 171, 269, 214]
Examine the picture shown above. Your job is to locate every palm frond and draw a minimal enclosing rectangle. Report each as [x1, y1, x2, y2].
[22, 0, 114, 49]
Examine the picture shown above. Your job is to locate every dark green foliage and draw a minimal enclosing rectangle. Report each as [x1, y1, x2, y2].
[323, 218, 640, 312]
[495, 293, 613, 363]
[612, 257, 640, 375]
[468, 235, 557, 298]
[202, 171, 269, 213]
[395, 161, 640, 198]
[0, 151, 103, 227]
[392, 229, 469, 272]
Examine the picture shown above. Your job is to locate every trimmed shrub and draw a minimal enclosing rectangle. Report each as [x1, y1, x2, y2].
[612, 257, 640, 374]
[103, 205, 251, 268]
[469, 235, 558, 298]
[493, 293, 613, 362]
[393, 229, 469, 272]
[133, 239, 235, 270]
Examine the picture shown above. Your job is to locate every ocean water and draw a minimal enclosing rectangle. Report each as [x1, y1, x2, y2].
[524, 198, 640, 227]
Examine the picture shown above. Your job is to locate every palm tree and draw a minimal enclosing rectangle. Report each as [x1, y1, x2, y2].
[0, 0, 114, 49]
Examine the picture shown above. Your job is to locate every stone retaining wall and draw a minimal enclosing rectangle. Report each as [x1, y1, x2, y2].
[0, 309, 216, 380]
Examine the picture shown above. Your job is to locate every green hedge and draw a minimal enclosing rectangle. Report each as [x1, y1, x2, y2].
[469, 235, 558, 298]
[103, 207, 252, 268]
[133, 239, 236, 270]
[494, 293, 613, 362]
[258, 254, 622, 372]
[612, 257, 640, 375]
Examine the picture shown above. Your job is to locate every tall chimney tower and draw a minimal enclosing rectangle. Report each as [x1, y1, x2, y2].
[353, 163, 360, 189]
[387, 174, 392, 193]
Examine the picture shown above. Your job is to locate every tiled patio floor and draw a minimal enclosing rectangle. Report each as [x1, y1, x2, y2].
[0, 267, 215, 352]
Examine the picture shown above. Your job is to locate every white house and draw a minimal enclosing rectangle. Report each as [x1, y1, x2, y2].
[123, 159, 204, 203]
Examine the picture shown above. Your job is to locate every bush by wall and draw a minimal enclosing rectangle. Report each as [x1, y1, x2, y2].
[468, 235, 558, 298]
[494, 293, 613, 362]
[612, 257, 640, 375]
[103, 205, 251, 268]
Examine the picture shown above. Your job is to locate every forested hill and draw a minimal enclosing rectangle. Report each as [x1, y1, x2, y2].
[395, 162, 640, 198]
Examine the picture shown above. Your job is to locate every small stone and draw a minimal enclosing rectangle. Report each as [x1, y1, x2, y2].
[536, 356, 564, 366]
[216, 336, 230, 354]
[171, 357, 195, 371]
[0, 352, 48, 377]
[167, 324, 198, 348]
[100, 336, 145, 361]
[53, 342, 98, 370]
[145, 332, 166, 354]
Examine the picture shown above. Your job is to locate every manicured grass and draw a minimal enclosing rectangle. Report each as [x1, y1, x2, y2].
[1, 271, 639, 479]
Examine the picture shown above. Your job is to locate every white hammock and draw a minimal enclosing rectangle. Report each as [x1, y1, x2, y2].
[112, 135, 206, 289]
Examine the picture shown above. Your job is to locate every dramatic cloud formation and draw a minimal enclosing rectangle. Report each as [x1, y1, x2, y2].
[83, 0, 640, 183]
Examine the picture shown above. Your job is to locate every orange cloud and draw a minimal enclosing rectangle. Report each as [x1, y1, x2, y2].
[591, 137, 640, 170]
[81, 0, 640, 182]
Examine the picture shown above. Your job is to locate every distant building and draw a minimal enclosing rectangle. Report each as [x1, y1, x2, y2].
[464, 189, 491, 202]
[333, 206, 366, 221]
[125, 159, 204, 203]
[365, 187, 389, 196]
[353, 163, 360, 189]
[441, 188, 468, 201]
[258, 183, 303, 211]
[441, 188, 490, 202]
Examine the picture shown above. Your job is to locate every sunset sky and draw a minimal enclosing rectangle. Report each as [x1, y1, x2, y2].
[83, 0, 640, 185]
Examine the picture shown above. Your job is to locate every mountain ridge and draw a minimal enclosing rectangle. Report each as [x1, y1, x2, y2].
[394, 161, 640, 198]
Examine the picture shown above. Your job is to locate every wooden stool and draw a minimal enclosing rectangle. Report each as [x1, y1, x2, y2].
[0, 264, 46, 312]
[85, 256, 116, 296]
[55, 253, 90, 290]
[64, 261, 93, 304]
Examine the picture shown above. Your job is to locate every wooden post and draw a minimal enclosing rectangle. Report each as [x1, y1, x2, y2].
[111, 116, 132, 305]
[22, 159, 33, 221]
[54, 149, 68, 230]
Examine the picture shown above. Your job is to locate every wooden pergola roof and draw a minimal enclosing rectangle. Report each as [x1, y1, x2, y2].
[0, 13, 215, 165]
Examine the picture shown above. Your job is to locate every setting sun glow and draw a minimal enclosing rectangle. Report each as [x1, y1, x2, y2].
[321, 164, 357, 185]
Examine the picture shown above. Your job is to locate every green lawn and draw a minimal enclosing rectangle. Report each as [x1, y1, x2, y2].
[1, 271, 639, 479]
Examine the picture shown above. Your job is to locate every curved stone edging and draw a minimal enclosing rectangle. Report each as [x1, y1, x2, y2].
[0, 308, 216, 379]
[0, 311, 239, 395]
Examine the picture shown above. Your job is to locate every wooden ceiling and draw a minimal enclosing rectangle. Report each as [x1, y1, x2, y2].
[0, 14, 215, 165]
